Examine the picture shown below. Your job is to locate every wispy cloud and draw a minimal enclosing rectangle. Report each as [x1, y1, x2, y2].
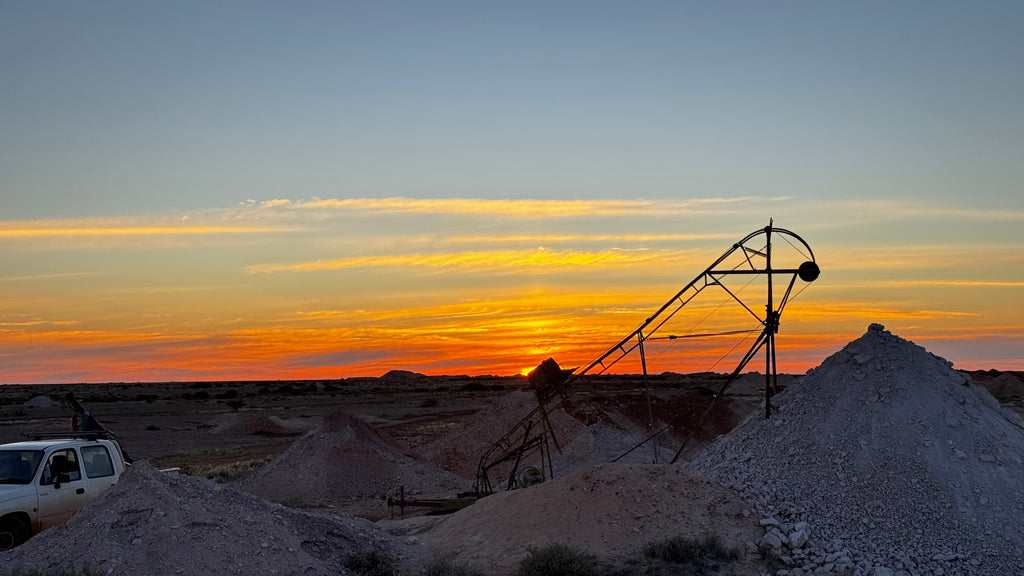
[253, 196, 790, 218]
[0, 222, 278, 238]
[824, 199, 1024, 222]
[790, 304, 980, 321]
[444, 232, 737, 244]
[858, 280, 1024, 288]
[0, 272, 98, 282]
[817, 244, 1024, 270]
[247, 248, 668, 274]
[0, 320, 78, 327]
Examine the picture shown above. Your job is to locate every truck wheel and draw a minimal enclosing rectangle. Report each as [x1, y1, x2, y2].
[0, 516, 28, 551]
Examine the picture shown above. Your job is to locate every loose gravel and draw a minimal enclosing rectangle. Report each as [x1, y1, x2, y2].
[690, 324, 1024, 576]
[1, 461, 420, 576]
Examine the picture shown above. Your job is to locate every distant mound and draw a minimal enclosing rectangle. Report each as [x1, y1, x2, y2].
[1, 461, 414, 576]
[423, 390, 586, 479]
[207, 413, 307, 436]
[724, 371, 798, 396]
[236, 411, 467, 518]
[381, 370, 426, 380]
[967, 369, 1024, 399]
[690, 324, 1024, 576]
[547, 422, 675, 478]
[22, 395, 60, 409]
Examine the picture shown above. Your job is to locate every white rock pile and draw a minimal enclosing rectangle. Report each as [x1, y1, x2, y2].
[690, 324, 1024, 576]
[2, 461, 418, 575]
[237, 411, 467, 518]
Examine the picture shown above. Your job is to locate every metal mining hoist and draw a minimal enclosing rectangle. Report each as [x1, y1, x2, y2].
[471, 223, 819, 496]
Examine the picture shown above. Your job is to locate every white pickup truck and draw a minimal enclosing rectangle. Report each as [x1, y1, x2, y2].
[0, 436, 128, 550]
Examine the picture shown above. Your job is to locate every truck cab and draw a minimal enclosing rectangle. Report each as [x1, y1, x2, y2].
[0, 437, 127, 550]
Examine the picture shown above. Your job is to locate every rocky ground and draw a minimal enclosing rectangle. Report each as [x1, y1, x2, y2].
[414, 462, 765, 575]
[2, 461, 423, 576]
[691, 324, 1024, 576]
[2, 340, 1023, 575]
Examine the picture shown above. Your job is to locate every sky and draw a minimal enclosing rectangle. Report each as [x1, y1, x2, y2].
[1, 1, 1023, 384]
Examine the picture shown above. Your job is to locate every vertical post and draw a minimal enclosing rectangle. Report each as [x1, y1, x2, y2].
[638, 331, 658, 463]
[765, 223, 773, 420]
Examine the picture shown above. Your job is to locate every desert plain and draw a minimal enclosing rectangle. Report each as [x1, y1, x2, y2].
[2, 329, 1024, 576]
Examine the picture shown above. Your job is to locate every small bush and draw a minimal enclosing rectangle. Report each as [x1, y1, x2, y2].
[425, 556, 486, 576]
[178, 455, 274, 483]
[643, 532, 741, 569]
[643, 533, 738, 565]
[515, 544, 599, 576]
[344, 550, 398, 576]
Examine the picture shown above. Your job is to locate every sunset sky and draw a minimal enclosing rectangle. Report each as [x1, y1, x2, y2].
[2, 2, 1023, 384]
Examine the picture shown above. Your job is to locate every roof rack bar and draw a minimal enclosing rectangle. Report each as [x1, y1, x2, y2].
[21, 431, 113, 441]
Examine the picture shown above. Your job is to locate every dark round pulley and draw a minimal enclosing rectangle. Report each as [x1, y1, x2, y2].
[798, 261, 820, 282]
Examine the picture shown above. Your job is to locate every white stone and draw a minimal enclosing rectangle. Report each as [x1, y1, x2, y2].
[788, 529, 810, 549]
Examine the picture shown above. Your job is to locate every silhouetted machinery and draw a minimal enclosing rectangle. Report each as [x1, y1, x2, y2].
[388, 223, 818, 515]
[471, 223, 819, 495]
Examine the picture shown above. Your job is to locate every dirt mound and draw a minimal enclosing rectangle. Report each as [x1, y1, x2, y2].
[0, 461, 419, 576]
[381, 369, 426, 380]
[724, 372, 798, 396]
[22, 395, 60, 409]
[236, 412, 467, 518]
[418, 462, 762, 575]
[584, 388, 758, 460]
[208, 413, 306, 436]
[690, 324, 1024, 575]
[970, 370, 1024, 399]
[424, 390, 586, 479]
[547, 422, 675, 478]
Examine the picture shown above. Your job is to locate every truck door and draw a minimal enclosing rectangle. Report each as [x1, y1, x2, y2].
[80, 444, 118, 499]
[35, 448, 89, 531]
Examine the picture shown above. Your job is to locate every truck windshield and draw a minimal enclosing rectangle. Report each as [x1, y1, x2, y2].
[0, 450, 44, 484]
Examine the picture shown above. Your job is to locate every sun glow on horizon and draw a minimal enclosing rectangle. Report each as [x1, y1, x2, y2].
[1, 196, 1022, 384]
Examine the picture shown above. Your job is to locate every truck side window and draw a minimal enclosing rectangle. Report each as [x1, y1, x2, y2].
[40, 449, 82, 485]
[81, 445, 115, 478]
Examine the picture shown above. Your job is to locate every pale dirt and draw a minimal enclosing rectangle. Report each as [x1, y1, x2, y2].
[236, 411, 469, 520]
[423, 390, 587, 480]
[414, 462, 764, 575]
[1, 461, 423, 576]
[3, 363, 1023, 575]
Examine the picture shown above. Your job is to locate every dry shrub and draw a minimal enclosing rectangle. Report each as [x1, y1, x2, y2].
[643, 533, 739, 575]
[515, 544, 599, 576]
[344, 550, 398, 576]
[179, 455, 274, 483]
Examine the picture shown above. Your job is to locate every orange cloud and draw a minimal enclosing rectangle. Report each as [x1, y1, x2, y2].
[288, 197, 778, 218]
[859, 280, 1024, 288]
[443, 233, 737, 244]
[789, 304, 979, 322]
[247, 248, 668, 274]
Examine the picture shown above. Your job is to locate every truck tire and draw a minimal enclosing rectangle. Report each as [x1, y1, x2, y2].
[0, 516, 28, 551]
